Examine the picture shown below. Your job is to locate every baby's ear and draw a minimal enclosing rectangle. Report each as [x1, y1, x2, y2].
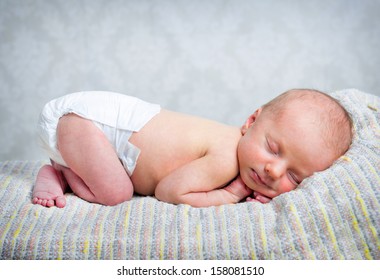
[241, 108, 262, 135]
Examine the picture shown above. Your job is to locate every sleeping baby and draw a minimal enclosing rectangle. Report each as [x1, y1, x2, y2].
[32, 89, 353, 208]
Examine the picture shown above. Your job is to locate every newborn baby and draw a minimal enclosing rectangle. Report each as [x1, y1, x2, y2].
[33, 89, 353, 208]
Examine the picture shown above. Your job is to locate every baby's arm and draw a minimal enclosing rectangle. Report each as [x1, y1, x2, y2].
[155, 155, 251, 207]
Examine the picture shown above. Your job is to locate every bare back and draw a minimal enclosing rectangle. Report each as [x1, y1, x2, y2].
[129, 109, 242, 195]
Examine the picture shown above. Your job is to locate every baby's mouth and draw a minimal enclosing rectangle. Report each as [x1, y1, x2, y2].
[250, 169, 268, 187]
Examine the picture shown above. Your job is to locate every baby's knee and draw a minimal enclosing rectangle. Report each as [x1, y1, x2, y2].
[101, 182, 134, 206]
[113, 189, 133, 206]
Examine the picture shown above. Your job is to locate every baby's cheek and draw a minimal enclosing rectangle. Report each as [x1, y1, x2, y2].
[279, 180, 297, 194]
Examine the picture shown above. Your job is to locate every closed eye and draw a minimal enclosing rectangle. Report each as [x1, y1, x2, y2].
[288, 171, 301, 186]
[266, 137, 278, 156]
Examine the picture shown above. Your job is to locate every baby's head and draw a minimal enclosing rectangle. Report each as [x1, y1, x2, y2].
[238, 89, 353, 200]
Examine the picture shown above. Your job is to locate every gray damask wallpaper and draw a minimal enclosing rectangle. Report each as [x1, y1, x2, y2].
[1, 0, 379, 161]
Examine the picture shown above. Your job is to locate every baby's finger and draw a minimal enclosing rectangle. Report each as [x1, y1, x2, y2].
[254, 193, 272, 204]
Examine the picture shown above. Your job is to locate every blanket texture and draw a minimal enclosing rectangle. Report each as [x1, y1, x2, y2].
[0, 89, 379, 259]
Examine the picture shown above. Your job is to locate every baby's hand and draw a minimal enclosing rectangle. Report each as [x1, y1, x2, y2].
[246, 191, 272, 204]
[224, 175, 253, 202]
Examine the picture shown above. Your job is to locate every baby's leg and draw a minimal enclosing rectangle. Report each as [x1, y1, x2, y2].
[56, 113, 134, 206]
[33, 163, 67, 208]
[54, 163, 100, 204]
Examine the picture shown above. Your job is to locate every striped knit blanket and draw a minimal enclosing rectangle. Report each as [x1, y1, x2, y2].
[0, 89, 379, 259]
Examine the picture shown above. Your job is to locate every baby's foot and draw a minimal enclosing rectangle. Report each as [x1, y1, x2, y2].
[33, 164, 67, 208]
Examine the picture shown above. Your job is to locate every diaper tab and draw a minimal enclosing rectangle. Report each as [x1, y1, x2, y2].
[120, 142, 140, 176]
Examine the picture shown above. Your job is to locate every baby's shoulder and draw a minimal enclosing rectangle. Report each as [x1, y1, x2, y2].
[205, 125, 241, 162]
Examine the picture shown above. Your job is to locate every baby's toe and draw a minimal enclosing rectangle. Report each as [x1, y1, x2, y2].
[41, 199, 49, 207]
[46, 199, 55, 207]
[55, 196, 66, 208]
[33, 197, 44, 205]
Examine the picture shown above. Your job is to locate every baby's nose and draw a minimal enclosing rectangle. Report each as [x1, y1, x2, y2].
[265, 160, 286, 179]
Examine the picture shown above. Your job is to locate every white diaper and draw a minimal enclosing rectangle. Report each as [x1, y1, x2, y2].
[37, 91, 161, 176]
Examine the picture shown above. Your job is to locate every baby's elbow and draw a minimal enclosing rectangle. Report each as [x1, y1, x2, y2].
[155, 183, 181, 204]
[154, 186, 169, 203]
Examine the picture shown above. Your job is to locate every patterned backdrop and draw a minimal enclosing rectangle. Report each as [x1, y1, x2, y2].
[1, 0, 380, 160]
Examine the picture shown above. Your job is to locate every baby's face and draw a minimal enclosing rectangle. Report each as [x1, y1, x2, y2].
[237, 106, 337, 199]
